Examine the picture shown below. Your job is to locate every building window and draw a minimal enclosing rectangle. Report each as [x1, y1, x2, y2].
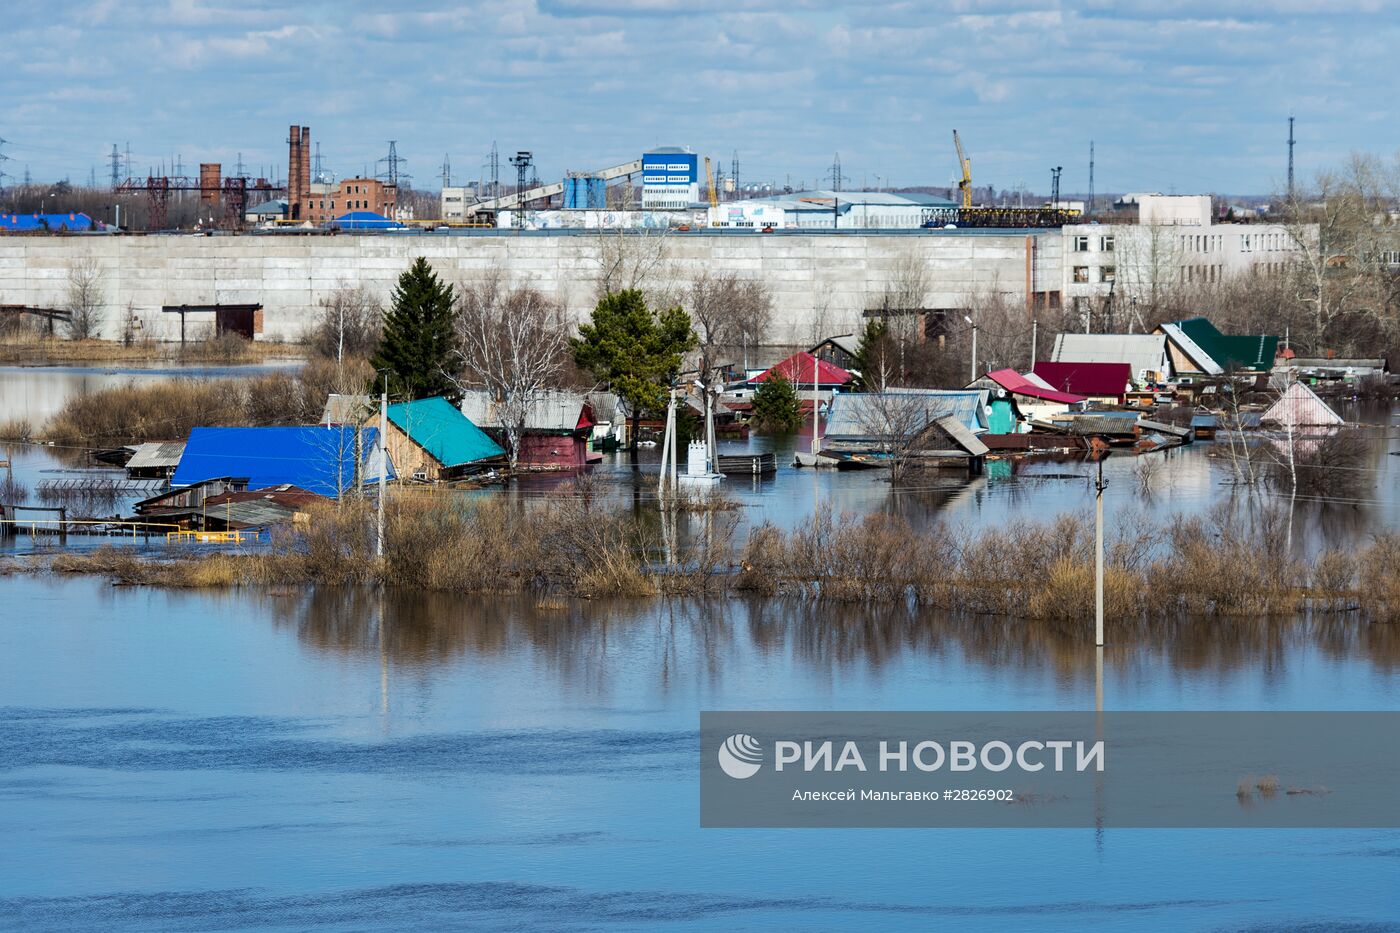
[1073, 266, 1090, 283]
[1101, 266, 1116, 282]
[1072, 235, 1090, 252]
[1100, 235, 1114, 252]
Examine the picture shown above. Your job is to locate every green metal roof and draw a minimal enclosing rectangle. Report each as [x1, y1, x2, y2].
[1172, 317, 1278, 372]
[386, 397, 504, 468]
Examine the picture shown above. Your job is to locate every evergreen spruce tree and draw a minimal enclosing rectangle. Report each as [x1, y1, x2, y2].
[749, 372, 803, 433]
[369, 257, 458, 399]
[850, 317, 892, 391]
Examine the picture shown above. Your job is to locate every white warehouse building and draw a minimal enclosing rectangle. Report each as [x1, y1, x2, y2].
[709, 190, 959, 230]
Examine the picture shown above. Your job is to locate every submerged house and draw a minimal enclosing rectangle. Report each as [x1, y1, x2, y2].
[981, 369, 1085, 429]
[458, 389, 601, 469]
[822, 389, 990, 468]
[1049, 333, 1172, 384]
[749, 351, 853, 389]
[1261, 382, 1344, 428]
[201, 485, 327, 531]
[171, 426, 393, 498]
[1156, 317, 1279, 376]
[370, 397, 505, 481]
[1031, 361, 1132, 405]
[808, 334, 862, 373]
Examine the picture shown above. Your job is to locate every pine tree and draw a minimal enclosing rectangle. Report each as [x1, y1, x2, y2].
[850, 318, 892, 391]
[571, 289, 696, 447]
[750, 371, 803, 433]
[369, 257, 458, 399]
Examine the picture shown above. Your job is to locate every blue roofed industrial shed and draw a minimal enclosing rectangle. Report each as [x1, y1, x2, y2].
[377, 397, 505, 480]
[172, 426, 394, 498]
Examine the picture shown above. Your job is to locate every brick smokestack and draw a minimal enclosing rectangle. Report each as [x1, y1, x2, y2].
[299, 126, 311, 218]
[287, 124, 302, 220]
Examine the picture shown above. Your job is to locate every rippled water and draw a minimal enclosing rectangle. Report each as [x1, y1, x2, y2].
[1, 578, 1398, 930]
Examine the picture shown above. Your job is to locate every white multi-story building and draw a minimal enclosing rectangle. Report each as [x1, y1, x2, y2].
[1061, 195, 1313, 326]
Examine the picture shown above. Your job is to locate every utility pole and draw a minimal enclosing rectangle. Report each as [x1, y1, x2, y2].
[1287, 115, 1296, 201]
[965, 315, 978, 382]
[441, 153, 451, 188]
[730, 149, 739, 199]
[490, 141, 500, 198]
[108, 144, 121, 189]
[829, 153, 842, 191]
[1031, 318, 1038, 369]
[1094, 457, 1107, 647]
[376, 376, 388, 559]
[1088, 141, 1095, 216]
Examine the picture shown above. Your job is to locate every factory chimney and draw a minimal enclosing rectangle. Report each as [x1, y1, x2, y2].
[287, 124, 310, 220]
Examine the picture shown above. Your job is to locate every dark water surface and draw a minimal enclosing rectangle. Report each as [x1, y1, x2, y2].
[2, 577, 1398, 931]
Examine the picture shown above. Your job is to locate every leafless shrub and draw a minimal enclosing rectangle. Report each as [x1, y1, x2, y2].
[1263, 427, 1371, 500]
[1131, 456, 1162, 493]
[0, 417, 34, 441]
[309, 286, 382, 361]
[64, 258, 105, 340]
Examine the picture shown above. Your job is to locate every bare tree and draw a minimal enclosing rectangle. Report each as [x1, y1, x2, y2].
[689, 271, 772, 374]
[854, 389, 935, 482]
[64, 257, 105, 340]
[452, 273, 572, 469]
[593, 183, 674, 302]
[309, 285, 382, 362]
[1282, 155, 1400, 354]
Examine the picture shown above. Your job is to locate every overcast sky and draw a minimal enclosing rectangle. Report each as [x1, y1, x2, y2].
[2, 0, 1395, 196]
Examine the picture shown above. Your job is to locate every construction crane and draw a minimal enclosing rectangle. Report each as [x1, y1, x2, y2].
[952, 130, 972, 208]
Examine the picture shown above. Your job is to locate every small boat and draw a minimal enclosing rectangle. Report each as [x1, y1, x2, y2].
[637, 439, 658, 448]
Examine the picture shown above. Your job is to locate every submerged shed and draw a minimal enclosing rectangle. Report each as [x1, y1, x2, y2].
[123, 441, 186, 478]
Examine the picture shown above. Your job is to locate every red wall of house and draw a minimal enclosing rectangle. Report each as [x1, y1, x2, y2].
[518, 434, 589, 469]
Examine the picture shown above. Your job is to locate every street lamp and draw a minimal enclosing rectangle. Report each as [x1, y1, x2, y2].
[965, 315, 978, 383]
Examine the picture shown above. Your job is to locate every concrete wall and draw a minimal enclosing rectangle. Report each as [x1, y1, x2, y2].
[0, 230, 1061, 347]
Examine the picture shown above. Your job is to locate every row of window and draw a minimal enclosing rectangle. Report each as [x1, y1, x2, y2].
[313, 199, 378, 211]
[1239, 232, 1289, 252]
[1072, 265, 1116, 283]
[1070, 234, 1114, 252]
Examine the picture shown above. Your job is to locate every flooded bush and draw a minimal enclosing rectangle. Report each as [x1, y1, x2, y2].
[0, 417, 33, 441]
[41, 361, 362, 445]
[1355, 534, 1400, 623]
[1263, 428, 1371, 500]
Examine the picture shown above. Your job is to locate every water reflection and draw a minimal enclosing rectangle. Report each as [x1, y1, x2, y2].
[267, 588, 1400, 687]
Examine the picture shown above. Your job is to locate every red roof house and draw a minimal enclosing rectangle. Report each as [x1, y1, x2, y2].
[985, 368, 1086, 405]
[750, 351, 852, 388]
[1031, 361, 1131, 403]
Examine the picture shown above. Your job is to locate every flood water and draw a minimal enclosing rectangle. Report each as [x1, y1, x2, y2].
[2, 578, 1399, 931]
[3, 364, 1400, 929]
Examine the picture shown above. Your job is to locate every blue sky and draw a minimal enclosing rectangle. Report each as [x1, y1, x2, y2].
[2, 0, 1395, 195]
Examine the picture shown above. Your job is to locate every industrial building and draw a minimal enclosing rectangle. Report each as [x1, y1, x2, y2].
[1060, 195, 1309, 326]
[709, 190, 959, 230]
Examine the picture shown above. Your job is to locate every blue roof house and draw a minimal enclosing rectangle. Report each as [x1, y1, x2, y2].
[172, 426, 394, 498]
[374, 397, 505, 480]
